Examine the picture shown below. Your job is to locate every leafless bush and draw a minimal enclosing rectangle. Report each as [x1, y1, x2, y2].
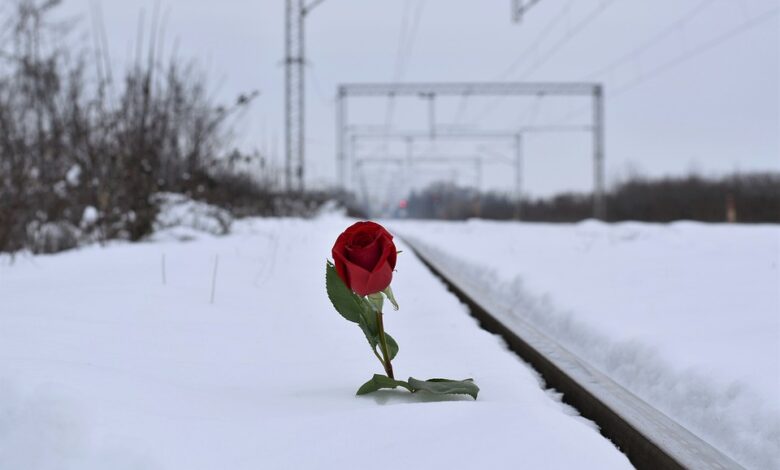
[0, 0, 264, 253]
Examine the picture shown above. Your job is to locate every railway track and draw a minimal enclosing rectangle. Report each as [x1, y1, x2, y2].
[404, 237, 744, 470]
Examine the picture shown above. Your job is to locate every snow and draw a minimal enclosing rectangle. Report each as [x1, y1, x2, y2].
[81, 206, 99, 228]
[153, 192, 233, 236]
[0, 215, 632, 470]
[65, 164, 82, 187]
[25, 220, 81, 254]
[393, 219, 780, 470]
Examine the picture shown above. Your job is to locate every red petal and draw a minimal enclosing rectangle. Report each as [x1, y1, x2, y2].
[345, 235, 383, 271]
[361, 260, 394, 296]
[380, 235, 397, 269]
[345, 262, 373, 296]
[332, 250, 352, 289]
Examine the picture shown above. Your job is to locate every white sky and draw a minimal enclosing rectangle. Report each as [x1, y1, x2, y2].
[56, 0, 778, 197]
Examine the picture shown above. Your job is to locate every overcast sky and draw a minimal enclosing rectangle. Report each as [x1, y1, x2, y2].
[56, 0, 778, 197]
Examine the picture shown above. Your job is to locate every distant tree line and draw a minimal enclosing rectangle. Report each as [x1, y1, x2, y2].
[0, 1, 333, 254]
[404, 172, 780, 223]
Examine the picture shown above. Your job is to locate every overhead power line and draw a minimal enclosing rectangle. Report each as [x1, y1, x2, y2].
[400, 0, 426, 78]
[504, 0, 615, 81]
[551, 5, 778, 125]
[450, 0, 568, 126]
[465, 0, 614, 126]
[384, 1, 426, 141]
[611, 6, 777, 96]
[391, 0, 413, 83]
[496, 0, 574, 80]
[583, 0, 717, 81]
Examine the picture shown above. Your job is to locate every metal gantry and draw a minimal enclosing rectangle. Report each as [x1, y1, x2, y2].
[336, 82, 606, 219]
[348, 129, 525, 217]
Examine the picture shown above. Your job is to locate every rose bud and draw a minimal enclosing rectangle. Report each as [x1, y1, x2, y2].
[332, 221, 397, 296]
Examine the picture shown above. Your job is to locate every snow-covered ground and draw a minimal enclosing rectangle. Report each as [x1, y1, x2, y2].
[0, 215, 632, 469]
[393, 219, 780, 470]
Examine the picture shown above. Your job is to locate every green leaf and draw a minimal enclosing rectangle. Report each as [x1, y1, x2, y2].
[356, 374, 412, 395]
[358, 297, 378, 331]
[384, 332, 399, 360]
[358, 317, 378, 351]
[357, 315, 399, 360]
[326, 262, 400, 362]
[408, 377, 480, 400]
[382, 286, 399, 310]
[357, 298, 379, 348]
[325, 261, 363, 323]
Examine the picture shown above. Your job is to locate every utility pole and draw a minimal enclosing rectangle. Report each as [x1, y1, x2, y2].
[419, 92, 436, 138]
[336, 88, 346, 190]
[285, 0, 325, 192]
[593, 84, 606, 220]
[514, 133, 523, 220]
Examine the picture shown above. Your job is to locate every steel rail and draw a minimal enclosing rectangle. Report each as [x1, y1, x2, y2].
[403, 237, 744, 470]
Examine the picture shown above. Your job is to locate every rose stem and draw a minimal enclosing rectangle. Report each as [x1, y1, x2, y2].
[376, 310, 395, 379]
[372, 348, 384, 366]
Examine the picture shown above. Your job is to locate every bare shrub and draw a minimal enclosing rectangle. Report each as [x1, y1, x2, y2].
[0, 0, 266, 253]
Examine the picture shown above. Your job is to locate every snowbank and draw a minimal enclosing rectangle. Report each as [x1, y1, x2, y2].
[0, 216, 631, 469]
[394, 219, 780, 469]
[16, 193, 232, 256]
[153, 192, 233, 236]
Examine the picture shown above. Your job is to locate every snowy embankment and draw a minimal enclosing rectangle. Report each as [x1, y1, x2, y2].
[0, 214, 632, 469]
[393, 219, 780, 470]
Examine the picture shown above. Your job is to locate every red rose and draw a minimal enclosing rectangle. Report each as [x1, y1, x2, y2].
[332, 221, 397, 296]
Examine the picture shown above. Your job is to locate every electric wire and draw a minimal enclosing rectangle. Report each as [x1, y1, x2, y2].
[496, 0, 574, 80]
[513, 0, 616, 80]
[465, 0, 615, 127]
[550, 4, 778, 125]
[582, 0, 716, 81]
[384, 0, 426, 128]
[612, 5, 777, 96]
